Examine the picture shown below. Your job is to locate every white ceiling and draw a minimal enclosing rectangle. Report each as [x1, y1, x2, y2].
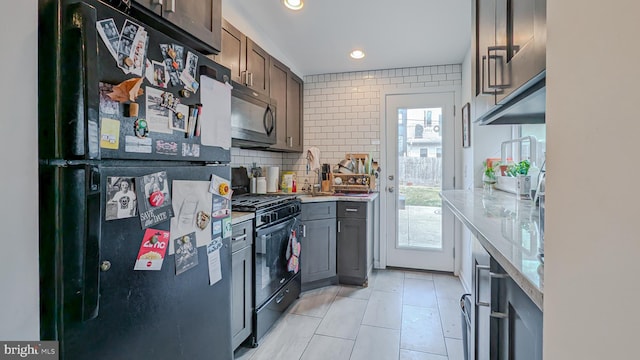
[222, 0, 472, 77]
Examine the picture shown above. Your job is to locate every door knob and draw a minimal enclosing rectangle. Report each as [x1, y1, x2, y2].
[388, 187, 394, 193]
[388, 175, 394, 181]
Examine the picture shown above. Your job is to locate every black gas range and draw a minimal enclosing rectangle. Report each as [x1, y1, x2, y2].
[231, 194, 301, 228]
[230, 191, 302, 345]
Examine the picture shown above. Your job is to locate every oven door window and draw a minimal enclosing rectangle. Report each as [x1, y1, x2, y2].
[255, 217, 297, 306]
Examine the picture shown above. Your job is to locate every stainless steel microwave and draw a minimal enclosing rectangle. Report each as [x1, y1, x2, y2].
[230, 82, 277, 148]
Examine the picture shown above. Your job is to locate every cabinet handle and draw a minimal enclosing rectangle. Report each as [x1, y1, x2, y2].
[302, 225, 306, 238]
[490, 311, 508, 319]
[287, 136, 293, 147]
[490, 272, 509, 279]
[487, 46, 507, 90]
[480, 55, 495, 95]
[165, 0, 176, 12]
[475, 264, 490, 307]
[249, 72, 254, 87]
[241, 71, 247, 85]
[232, 234, 247, 242]
[338, 221, 341, 233]
[345, 208, 358, 212]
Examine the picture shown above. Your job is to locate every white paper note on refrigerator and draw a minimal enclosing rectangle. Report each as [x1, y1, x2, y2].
[207, 238, 223, 286]
[200, 75, 232, 149]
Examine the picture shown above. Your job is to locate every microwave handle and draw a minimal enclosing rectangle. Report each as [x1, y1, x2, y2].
[264, 106, 275, 136]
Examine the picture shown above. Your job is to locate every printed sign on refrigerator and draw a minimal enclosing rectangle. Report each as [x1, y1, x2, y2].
[134, 229, 169, 271]
[207, 238, 223, 286]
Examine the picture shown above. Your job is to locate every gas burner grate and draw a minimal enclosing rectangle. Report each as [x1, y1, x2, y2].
[231, 194, 297, 212]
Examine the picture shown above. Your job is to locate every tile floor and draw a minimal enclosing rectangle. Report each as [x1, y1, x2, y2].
[234, 269, 467, 360]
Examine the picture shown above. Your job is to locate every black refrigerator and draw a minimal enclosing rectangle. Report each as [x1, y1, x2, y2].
[38, 1, 234, 359]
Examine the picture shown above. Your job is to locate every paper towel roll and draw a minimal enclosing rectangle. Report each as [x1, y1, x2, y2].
[256, 177, 267, 194]
[266, 166, 279, 193]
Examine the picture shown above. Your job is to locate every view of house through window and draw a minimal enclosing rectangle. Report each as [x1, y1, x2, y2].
[397, 107, 443, 249]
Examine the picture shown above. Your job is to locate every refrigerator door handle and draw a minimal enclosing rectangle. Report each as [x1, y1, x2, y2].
[63, 3, 100, 159]
[82, 166, 102, 321]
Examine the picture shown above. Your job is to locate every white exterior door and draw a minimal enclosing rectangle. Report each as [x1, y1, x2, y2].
[384, 92, 455, 271]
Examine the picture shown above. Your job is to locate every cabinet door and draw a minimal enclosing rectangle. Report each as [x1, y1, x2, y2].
[269, 57, 289, 150]
[473, 237, 491, 360]
[495, 0, 546, 103]
[474, 0, 498, 119]
[496, 277, 542, 360]
[231, 246, 253, 350]
[132, 0, 162, 15]
[286, 72, 303, 152]
[246, 38, 270, 96]
[163, 0, 222, 53]
[301, 219, 337, 284]
[215, 20, 246, 84]
[337, 218, 366, 282]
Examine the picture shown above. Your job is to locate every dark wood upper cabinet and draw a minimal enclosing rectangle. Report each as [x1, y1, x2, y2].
[269, 57, 303, 152]
[215, 20, 269, 96]
[286, 72, 303, 152]
[269, 57, 289, 150]
[215, 20, 246, 84]
[217, 19, 303, 152]
[472, 0, 546, 122]
[132, 0, 221, 54]
[132, 0, 162, 15]
[246, 38, 270, 96]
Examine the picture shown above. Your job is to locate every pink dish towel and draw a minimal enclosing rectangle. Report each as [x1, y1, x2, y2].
[287, 230, 300, 273]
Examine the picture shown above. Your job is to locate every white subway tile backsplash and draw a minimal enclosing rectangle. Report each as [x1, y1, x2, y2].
[290, 63, 462, 182]
[403, 76, 418, 83]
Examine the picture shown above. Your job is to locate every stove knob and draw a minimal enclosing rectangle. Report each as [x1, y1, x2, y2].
[261, 215, 270, 224]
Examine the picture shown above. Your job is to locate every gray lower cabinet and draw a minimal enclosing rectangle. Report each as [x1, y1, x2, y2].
[231, 220, 253, 350]
[300, 202, 337, 290]
[494, 266, 543, 360]
[337, 201, 374, 286]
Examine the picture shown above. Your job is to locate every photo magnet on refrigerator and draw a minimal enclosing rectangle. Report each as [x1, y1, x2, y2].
[174, 232, 199, 275]
[133, 229, 169, 271]
[105, 177, 137, 221]
[136, 171, 174, 229]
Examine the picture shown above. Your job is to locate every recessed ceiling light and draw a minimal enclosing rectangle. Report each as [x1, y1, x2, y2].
[350, 49, 365, 59]
[283, 0, 304, 10]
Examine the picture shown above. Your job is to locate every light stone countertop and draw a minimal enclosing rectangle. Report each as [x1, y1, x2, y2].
[296, 192, 379, 203]
[440, 189, 544, 310]
[231, 211, 254, 225]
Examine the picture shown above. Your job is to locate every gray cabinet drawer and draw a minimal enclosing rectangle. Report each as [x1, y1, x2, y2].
[337, 202, 367, 219]
[301, 202, 336, 221]
[231, 219, 253, 253]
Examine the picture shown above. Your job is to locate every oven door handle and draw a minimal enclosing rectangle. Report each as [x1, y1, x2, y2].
[256, 217, 296, 238]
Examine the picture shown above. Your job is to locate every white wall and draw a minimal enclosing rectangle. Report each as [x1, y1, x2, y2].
[544, 1, 640, 359]
[221, 1, 303, 77]
[230, 148, 283, 170]
[0, 0, 40, 340]
[458, 47, 473, 291]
